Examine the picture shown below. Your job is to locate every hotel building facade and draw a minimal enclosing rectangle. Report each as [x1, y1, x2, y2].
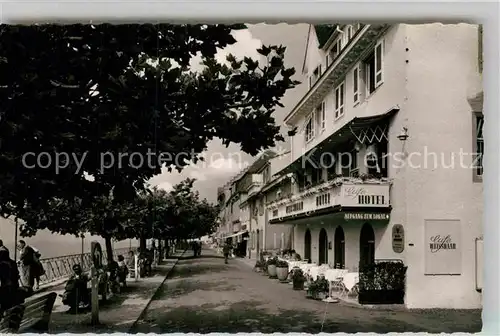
[267, 23, 483, 309]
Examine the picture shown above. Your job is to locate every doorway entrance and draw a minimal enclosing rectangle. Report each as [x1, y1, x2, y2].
[359, 223, 375, 269]
[334, 226, 345, 269]
[318, 228, 328, 265]
[304, 229, 311, 262]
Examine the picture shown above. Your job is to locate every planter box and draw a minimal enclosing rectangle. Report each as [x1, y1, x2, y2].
[267, 265, 277, 278]
[276, 267, 288, 281]
[292, 280, 304, 290]
[358, 290, 405, 304]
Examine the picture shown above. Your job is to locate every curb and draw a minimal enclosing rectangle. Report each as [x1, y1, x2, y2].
[128, 248, 188, 332]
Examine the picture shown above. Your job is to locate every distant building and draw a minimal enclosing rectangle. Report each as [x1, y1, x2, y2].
[269, 23, 483, 309]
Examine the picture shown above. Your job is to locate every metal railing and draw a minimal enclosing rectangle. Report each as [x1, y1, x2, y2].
[21, 247, 136, 287]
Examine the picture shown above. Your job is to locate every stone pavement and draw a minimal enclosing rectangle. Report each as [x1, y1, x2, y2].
[131, 248, 482, 333]
[32, 250, 187, 333]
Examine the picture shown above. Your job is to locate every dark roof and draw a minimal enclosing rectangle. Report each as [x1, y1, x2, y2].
[314, 25, 337, 49]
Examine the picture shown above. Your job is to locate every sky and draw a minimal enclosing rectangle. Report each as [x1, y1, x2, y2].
[148, 23, 310, 203]
[0, 23, 310, 258]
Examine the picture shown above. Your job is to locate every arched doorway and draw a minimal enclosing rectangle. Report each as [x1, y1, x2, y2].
[318, 228, 328, 265]
[334, 226, 345, 269]
[359, 223, 375, 269]
[304, 229, 312, 262]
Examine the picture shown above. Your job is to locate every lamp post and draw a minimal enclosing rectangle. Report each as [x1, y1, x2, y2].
[13, 218, 18, 261]
[81, 235, 85, 266]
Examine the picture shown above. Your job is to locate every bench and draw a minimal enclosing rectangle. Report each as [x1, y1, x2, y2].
[0, 292, 57, 333]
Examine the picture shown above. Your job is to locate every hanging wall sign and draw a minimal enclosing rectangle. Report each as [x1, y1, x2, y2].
[392, 224, 405, 253]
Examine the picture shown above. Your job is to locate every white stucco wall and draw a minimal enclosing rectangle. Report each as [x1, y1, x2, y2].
[287, 23, 483, 309]
[400, 23, 483, 309]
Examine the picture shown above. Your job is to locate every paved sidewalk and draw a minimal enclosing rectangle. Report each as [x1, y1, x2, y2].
[36, 250, 188, 333]
[133, 249, 482, 333]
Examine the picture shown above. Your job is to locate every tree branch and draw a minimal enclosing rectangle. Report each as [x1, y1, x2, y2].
[50, 80, 80, 89]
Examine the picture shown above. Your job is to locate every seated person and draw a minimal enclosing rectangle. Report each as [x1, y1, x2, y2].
[117, 255, 128, 284]
[0, 249, 24, 314]
[62, 264, 90, 310]
[126, 251, 135, 269]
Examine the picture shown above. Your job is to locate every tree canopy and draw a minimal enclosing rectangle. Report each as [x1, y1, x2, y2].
[0, 24, 299, 239]
[19, 178, 218, 260]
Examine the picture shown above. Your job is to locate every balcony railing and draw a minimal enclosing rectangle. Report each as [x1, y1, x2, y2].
[23, 247, 135, 287]
[267, 175, 391, 220]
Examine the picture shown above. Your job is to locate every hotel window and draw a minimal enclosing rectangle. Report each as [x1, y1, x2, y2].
[312, 65, 322, 85]
[353, 23, 361, 34]
[349, 150, 359, 177]
[305, 114, 315, 143]
[262, 165, 270, 183]
[474, 112, 484, 180]
[346, 25, 353, 41]
[259, 198, 264, 215]
[315, 101, 326, 132]
[330, 38, 343, 61]
[364, 40, 384, 95]
[334, 82, 345, 119]
[353, 65, 360, 105]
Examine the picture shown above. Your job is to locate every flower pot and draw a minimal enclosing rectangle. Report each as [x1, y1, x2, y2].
[307, 291, 327, 300]
[276, 267, 288, 281]
[292, 279, 304, 290]
[267, 265, 277, 278]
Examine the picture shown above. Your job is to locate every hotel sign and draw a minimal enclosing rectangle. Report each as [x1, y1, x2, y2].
[341, 184, 390, 208]
[344, 212, 390, 221]
[424, 219, 462, 275]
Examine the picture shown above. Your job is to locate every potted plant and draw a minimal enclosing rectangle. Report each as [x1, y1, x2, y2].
[290, 267, 306, 290]
[254, 260, 265, 273]
[358, 261, 407, 304]
[306, 275, 329, 300]
[266, 256, 278, 278]
[276, 259, 289, 282]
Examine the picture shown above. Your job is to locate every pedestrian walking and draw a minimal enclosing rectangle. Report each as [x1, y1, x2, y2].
[17, 240, 36, 292]
[197, 241, 202, 257]
[32, 246, 45, 290]
[222, 240, 232, 264]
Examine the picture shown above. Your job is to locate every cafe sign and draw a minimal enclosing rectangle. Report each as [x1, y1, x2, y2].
[340, 184, 390, 208]
[424, 219, 462, 275]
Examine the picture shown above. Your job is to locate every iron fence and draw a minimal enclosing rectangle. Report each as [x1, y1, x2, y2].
[20, 247, 136, 286]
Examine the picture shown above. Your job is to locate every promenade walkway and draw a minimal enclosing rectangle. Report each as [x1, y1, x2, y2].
[132, 248, 481, 333]
[32, 250, 188, 333]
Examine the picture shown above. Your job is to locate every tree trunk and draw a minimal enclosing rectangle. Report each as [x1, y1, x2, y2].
[104, 235, 114, 265]
[140, 235, 147, 251]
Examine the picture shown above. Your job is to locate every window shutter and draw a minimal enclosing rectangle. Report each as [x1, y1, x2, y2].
[374, 41, 383, 86]
[353, 65, 359, 104]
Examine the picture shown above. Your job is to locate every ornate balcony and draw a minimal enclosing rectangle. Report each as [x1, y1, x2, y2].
[267, 176, 391, 224]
